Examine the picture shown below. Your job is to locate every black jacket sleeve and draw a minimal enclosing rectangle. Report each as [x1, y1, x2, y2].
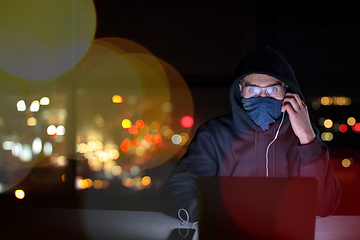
[160, 125, 218, 222]
[298, 125, 341, 216]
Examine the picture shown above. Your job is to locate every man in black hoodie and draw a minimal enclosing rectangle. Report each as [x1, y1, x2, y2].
[161, 46, 341, 222]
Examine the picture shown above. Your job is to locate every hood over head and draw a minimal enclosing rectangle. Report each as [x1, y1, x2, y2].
[232, 45, 303, 100]
[230, 46, 302, 133]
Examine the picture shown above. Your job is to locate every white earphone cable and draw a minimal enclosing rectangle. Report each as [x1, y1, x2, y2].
[178, 208, 198, 229]
[265, 112, 285, 177]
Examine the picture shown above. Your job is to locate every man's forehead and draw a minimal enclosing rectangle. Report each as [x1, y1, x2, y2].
[242, 74, 284, 85]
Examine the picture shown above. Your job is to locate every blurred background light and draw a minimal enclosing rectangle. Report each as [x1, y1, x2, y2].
[0, 0, 96, 80]
[321, 132, 333, 141]
[15, 189, 25, 199]
[27, 117, 37, 126]
[112, 95, 123, 103]
[30, 100, 40, 112]
[352, 123, 360, 133]
[128, 125, 138, 135]
[17, 100, 26, 111]
[32, 137, 42, 155]
[111, 165, 122, 176]
[43, 142, 53, 156]
[40, 97, 50, 105]
[342, 158, 352, 168]
[171, 134, 182, 145]
[47, 125, 57, 135]
[339, 124, 348, 133]
[122, 119, 132, 129]
[347, 117, 356, 126]
[318, 117, 325, 127]
[180, 116, 194, 128]
[161, 102, 174, 113]
[320, 96, 332, 105]
[2, 141, 14, 150]
[56, 125, 66, 135]
[19, 144, 32, 162]
[142, 176, 151, 187]
[324, 119, 333, 128]
[11, 143, 22, 157]
[135, 120, 145, 129]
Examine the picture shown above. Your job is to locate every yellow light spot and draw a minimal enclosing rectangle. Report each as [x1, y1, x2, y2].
[347, 117, 356, 126]
[15, 189, 25, 199]
[164, 129, 174, 139]
[323, 119, 333, 128]
[47, 125, 57, 135]
[321, 132, 333, 141]
[93, 180, 103, 189]
[122, 119, 132, 129]
[57, 156, 67, 166]
[40, 97, 50, 105]
[102, 180, 109, 189]
[17, 100, 26, 111]
[27, 117, 37, 126]
[109, 149, 119, 159]
[85, 178, 93, 188]
[78, 143, 87, 153]
[30, 100, 40, 112]
[61, 174, 66, 182]
[342, 158, 351, 168]
[344, 97, 351, 106]
[320, 97, 332, 105]
[335, 97, 346, 106]
[180, 133, 190, 145]
[142, 176, 151, 186]
[125, 178, 135, 188]
[112, 95, 123, 103]
[135, 146, 146, 156]
[77, 179, 88, 189]
[111, 165, 122, 176]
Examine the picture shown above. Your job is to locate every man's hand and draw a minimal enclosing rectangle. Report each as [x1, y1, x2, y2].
[281, 93, 316, 145]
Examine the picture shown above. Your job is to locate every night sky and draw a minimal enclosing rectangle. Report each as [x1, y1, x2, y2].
[92, 1, 360, 134]
[93, 1, 360, 90]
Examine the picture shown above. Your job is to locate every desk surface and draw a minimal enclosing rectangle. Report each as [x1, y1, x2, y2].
[1, 206, 360, 240]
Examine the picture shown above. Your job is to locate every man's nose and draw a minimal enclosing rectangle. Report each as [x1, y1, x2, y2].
[259, 88, 268, 97]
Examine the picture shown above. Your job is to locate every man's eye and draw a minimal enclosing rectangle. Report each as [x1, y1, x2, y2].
[249, 87, 259, 93]
[267, 87, 277, 94]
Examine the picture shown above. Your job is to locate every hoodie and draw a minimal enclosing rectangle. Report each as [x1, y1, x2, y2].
[161, 46, 341, 222]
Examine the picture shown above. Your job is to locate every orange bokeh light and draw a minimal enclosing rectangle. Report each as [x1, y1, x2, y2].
[112, 95, 123, 103]
[132, 139, 140, 148]
[136, 119, 145, 129]
[120, 139, 132, 152]
[128, 125, 139, 134]
[144, 134, 153, 143]
[153, 133, 162, 143]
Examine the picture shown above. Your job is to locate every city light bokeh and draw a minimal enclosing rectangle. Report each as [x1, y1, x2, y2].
[0, 35, 194, 195]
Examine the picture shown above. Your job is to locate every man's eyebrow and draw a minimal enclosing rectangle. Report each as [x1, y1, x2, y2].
[243, 83, 282, 87]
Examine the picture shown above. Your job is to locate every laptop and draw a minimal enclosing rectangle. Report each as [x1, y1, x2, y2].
[196, 177, 318, 240]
